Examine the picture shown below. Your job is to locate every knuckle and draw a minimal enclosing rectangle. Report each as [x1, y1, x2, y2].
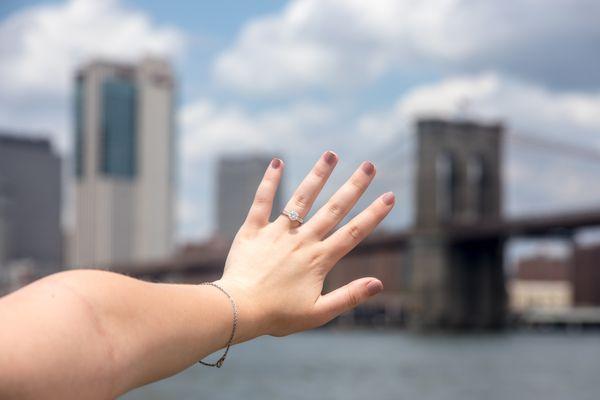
[253, 194, 270, 205]
[291, 236, 307, 252]
[347, 225, 362, 240]
[308, 252, 322, 268]
[294, 193, 308, 209]
[327, 203, 344, 218]
[350, 178, 365, 191]
[313, 167, 328, 179]
[253, 183, 272, 203]
[346, 286, 361, 308]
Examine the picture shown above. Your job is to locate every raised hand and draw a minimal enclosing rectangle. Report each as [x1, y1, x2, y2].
[0, 150, 396, 398]
[216, 151, 395, 340]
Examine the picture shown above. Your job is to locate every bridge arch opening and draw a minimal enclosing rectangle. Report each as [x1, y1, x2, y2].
[467, 153, 487, 220]
[436, 150, 458, 222]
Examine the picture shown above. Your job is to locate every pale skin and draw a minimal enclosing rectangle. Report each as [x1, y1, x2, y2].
[0, 151, 395, 399]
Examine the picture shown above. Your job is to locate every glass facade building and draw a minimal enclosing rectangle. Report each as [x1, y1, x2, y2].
[75, 76, 85, 178]
[73, 59, 174, 267]
[75, 75, 137, 179]
[101, 77, 137, 178]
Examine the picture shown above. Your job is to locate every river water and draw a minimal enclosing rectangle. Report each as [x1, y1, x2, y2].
[122, 330, 600, 400]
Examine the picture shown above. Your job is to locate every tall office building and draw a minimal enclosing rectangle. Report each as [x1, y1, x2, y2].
[216, 155, 284, 239]
[0, 134, 62, 270]
[72, 58, 175, 267]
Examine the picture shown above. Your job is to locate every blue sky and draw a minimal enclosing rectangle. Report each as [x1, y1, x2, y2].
[1, 0, 600, 246]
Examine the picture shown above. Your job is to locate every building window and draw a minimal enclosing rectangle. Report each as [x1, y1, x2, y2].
[436, 151, 458, 221]
[100, 77, 137, 178]
[467, 154, 486, 218]
[75, 76, 85, 178]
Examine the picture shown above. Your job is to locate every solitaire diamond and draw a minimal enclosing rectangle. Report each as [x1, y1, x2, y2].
[282, 209, 304, 224]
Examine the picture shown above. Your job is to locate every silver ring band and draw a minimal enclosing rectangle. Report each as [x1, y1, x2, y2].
[282, 209, 304, 224]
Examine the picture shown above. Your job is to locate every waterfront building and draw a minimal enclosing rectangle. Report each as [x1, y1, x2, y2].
[0, 134, 62, 270]
[510, 255, 572, 311]
[72, 58, 176, 267]
[216, 155, 284, 239]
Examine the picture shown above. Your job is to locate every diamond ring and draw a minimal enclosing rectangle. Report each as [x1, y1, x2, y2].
[282, 209, 304, 225]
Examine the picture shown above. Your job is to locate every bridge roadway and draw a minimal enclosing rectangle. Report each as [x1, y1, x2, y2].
[360, 207, 600, 249]
[113, 207, 600, 279]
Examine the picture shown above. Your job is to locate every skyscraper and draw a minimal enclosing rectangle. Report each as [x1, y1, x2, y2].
[72, 58, 175, 267]
[0, 134, 62, 270]
[216, 155, 284, 239]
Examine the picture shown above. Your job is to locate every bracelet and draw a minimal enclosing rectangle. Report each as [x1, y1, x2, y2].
[198, 282, 238, 368]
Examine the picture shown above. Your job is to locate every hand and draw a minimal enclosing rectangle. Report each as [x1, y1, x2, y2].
[216, 151, 395, 340]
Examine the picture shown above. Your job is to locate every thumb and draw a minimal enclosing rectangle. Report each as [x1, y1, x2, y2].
[313, 277, 383, 324]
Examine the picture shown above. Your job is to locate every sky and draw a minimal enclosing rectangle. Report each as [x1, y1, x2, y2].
[1, 0, 600, 245]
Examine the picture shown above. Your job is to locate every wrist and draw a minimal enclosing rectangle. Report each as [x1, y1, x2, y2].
[212, 278, 270, 343]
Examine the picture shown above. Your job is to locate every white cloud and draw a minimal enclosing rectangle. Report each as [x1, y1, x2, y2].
[0, 0, 185, 150]
[0, 0, 183, 99]
[4, 1, 598, 243]
[179, 99, 337, 161]
[355, 72, 600, 218]
[177, 99, 341, 241]
[357, 73, 600, 147]
[193, 74, 600, 230]
[214, 0, 600, 95]
[180, 72, 600, 237]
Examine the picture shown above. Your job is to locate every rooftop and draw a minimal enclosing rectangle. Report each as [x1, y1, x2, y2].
[0, 132, 52, 152]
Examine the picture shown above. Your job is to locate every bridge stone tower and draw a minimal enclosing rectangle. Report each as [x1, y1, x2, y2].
[409, 118, 506, 329]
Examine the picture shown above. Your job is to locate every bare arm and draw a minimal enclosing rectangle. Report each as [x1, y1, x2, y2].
[0, 152, 395, 399]
[0, 270, 253, 398]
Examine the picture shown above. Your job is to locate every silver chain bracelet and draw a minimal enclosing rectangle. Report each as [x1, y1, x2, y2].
[198, 282, 238, 368]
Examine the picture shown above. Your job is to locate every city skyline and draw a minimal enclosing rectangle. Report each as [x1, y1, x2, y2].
[1, 3, 599, 398]
[0, 0, 599, 244]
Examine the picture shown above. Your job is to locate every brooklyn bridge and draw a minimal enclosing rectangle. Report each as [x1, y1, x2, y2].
[113, 118, 600, 330]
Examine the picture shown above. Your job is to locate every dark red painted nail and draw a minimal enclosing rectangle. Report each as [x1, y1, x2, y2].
[361, 161, 375, 176]
[323, 151, 337, 165]
[271, 158, 282, 169]
[382, 192, 395, 205]
[367, 280, 383, 296]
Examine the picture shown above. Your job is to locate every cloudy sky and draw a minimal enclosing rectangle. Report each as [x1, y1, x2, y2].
[1, 0, 600, 243]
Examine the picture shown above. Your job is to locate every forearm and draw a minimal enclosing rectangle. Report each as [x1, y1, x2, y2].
[0, 152, 393, 399]
[0, 269, 261, 399]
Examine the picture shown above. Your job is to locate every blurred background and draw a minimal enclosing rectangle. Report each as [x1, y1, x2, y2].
[1, 0, 600, 399]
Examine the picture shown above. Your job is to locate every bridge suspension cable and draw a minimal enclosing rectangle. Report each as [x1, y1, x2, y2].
[336, 129, 600, 188]
[507, 131, 600, 164]
[334, 134, 414, 182]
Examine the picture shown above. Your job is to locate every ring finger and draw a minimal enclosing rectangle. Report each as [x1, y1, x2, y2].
[276, 150, 338, 228]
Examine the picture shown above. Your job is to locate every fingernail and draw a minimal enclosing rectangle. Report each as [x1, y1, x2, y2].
[361, 161, 375, 176]
[367, 280, 383, 296]
[382, 191, 395, 205]
[323, 150, 337, 165]
[271, 158, 282, 169]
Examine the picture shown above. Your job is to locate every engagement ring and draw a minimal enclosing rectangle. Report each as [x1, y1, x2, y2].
[282, 209, 304, 225]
